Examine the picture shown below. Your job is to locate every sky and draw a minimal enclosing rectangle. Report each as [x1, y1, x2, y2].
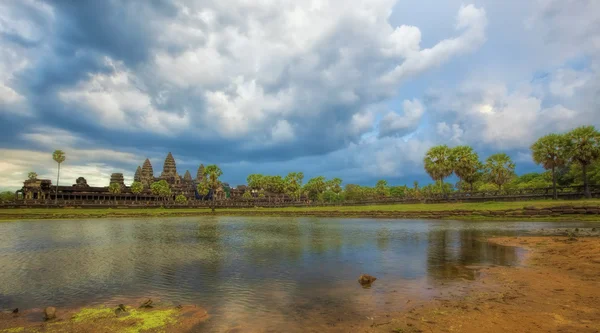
[1, 0, 599, 190]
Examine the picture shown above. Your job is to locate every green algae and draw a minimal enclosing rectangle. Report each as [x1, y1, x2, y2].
[118, 308, 178, 333]
[71, 306, 114, 322]
[0, 328, 25, 333]
[66, 305, 179, 333]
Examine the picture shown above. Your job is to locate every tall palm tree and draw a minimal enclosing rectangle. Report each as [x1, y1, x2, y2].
[423, 145, 454, 194]
[52, 150, 66, 204]
[565, 126, 600, 198]
[531, 133, 569, 200]
[450, 146, 482, 192]
[108, 183, 121, 204]
[484, 153, 515, 191]
[204, 165, 223, 212]
[131, 181, 144, 202]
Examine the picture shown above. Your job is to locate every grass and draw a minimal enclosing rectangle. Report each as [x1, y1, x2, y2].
[1, 199, 600, 221]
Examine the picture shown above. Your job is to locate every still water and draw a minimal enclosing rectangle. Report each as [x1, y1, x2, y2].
[0, 217, 593, 331]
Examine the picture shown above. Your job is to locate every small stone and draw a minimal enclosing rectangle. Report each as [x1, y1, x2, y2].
[115, 304, 128, 317]
[44, 307, 56, 321]
[12, 308, 18, 314]
[358, 274, 377, 286]
[139, 299, 153, 309]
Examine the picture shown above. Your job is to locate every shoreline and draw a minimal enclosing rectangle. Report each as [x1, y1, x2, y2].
[2, 201, 600, 221]
[356, 235, 600, 333]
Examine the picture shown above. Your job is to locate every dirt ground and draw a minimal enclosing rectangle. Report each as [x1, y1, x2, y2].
[351, 236, 600, 333]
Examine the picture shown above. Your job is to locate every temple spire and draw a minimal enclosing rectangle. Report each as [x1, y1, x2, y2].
[141, 158, 154, 186]
[134, 166, 142, 182]
[161, 152, 177, 177]
[197, 164, 205, 181]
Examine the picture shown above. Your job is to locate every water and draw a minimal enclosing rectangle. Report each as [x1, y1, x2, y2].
[0, 217, 595, 331]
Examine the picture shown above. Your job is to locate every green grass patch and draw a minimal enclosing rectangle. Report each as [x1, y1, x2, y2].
[1, 199, 600, 221]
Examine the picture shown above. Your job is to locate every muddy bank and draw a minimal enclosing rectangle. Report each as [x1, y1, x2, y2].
[353, 236, 600, 333]
[0, 299, 208, 333]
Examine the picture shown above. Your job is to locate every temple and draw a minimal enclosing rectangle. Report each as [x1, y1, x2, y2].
[17, 153, 241, 203]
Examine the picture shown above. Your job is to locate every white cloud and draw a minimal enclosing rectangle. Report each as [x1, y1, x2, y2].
[426, 80, 586, 150]
[378, 99, 425, 138]
[380, 4, 487, 84]
[58, 58, 190, 136]
[146, 2, 488, 145]
[436, 122, 463, 144]
[549, 68, 592, 97]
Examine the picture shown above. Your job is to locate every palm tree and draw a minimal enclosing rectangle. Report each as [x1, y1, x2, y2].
[108, 183, 121, 204]
[450, 146, 482, 192]
[131, 181, 144, 202]
[204, 165, 223, 212]
[52, 150, 66, 204]
[423, 145, 454, 194]
[484, 153, 515, 191]
[565, 126, 600, 198]
[531, 133, 569, 199]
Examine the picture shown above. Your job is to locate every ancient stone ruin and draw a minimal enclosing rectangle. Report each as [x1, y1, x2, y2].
[16, 153, 239, 204]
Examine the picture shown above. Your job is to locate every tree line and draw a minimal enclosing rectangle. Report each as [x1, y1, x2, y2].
[241, 126, 600, 202]
[423, 125, 600, 199]
[2, 126, 598, 203]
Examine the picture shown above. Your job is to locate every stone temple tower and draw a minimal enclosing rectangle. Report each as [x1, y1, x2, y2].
[161, 152, 177, 178]
[134, 166, 142, 183]
[141, 158, 154, 187]
[197, 164, 205, 181]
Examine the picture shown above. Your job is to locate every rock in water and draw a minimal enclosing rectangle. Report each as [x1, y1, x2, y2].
[44, 307, 56, 321]
[115, 304, 128, 317]
[140, 299, 153, 309]
[358, 274, 377, 286]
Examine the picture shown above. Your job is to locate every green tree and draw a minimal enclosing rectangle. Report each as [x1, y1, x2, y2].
[52, 150, 66, 204]
[265, 175, 286, 202]
[565, 126, 600, 198]
[344, 184, 363, 201]
[375, 180, 390, 198]
[484, 153, 516, 191]
[0, 191, 14, 201]
[108, 183, 121, 194]
[530, 133, 569, 199]
[204, 164, 223, 212]
[284, 172, 304, 201]
[130, 181, 144, 201]
[247, 174, 265, 191]
[28, 172, 38, 180]
[108, 183, 121, 203]
[423, 145, 454, 193]
[151, 180, 171, 201]
[451, 145, 482, 192]
[389, 185, 408, 198]
[175, 194, 188, 204]
[327, 177, 343, 195]
[304, 176, 327, 201]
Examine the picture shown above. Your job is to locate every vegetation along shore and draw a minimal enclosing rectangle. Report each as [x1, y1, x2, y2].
[2, 200, 600, 221]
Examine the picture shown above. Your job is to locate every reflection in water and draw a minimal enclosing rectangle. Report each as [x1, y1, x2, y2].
[0, 218, 594, 331]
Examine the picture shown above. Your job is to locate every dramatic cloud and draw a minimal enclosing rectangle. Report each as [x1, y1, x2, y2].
[0, 0, 598, 189]
[378, 99, 425, 138]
